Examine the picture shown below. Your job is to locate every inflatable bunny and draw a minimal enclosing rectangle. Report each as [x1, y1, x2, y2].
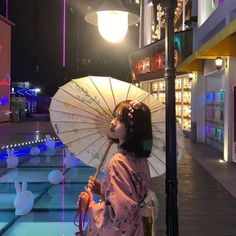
[64, 148, 79, 169]
[45, 134, 55, 149]
[48, 170, 63, 184]
[44, 148, 56, 163]
[30, 146, 40, 156]
[14, 181, 34, 216]
[6, 148, 19, 168]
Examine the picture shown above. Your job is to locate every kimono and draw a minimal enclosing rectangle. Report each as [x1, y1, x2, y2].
[86, 149, 151, 236]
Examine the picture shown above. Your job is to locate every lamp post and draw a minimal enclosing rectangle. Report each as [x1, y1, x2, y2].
[164, 1, 178, 235]
[154, 0, 178, 235]
[86, 0, 178, 234]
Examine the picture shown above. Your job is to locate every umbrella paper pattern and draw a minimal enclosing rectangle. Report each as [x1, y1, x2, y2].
[49, 76, 184, 177]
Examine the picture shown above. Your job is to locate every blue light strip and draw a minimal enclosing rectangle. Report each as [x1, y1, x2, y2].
[0, 141, 63, 159]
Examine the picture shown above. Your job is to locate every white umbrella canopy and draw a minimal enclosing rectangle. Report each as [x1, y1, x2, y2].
[49, 76, 184, 177]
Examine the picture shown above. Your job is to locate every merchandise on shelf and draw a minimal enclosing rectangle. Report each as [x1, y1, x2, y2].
[206, 90, 224, 152]
[150, 76, 191, 132]
[152, 82, 158, 92]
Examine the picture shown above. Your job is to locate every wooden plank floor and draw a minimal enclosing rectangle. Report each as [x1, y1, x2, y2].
[151, 140, 236, 236]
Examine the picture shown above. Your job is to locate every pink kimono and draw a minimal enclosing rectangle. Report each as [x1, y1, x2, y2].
[86, 150, 151, 236]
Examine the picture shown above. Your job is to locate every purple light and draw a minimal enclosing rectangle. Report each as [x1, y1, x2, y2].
[219, 0, 224, 5]
[62, 148, 65, 233]
[6, 0, 8, 19]
[62, 0, 66, 67]
[206, 125, 211, 136]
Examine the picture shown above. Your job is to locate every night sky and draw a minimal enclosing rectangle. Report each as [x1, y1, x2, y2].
[0, 0, 140, 96]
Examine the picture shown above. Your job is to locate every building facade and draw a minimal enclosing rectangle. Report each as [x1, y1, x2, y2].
[134, 0, 236, 163]
[0, 15, 13, 122]
[177, 0, 236, 162]
[130, 0, 193, 135]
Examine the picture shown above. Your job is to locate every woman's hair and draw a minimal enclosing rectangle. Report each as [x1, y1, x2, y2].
[112, 100, 153, 158]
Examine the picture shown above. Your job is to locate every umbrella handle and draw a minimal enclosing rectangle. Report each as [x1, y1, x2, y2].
[93, 141, 113, 179]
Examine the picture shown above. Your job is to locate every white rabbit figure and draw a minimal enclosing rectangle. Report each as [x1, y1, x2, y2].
[45, 134, 55, 149]
[48, 170, 63, 184]
[6, 148, 19, 169]
[29, 156, 40, 165]
[64, 148, 79, 169]
[14, 181, 34, 216]
[30, 146, 40, 156]
[44, 148, 56, 163]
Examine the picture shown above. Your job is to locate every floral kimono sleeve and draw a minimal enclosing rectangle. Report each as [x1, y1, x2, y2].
[86, 153, 147, 236]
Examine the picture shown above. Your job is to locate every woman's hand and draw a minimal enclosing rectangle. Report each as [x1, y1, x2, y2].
[77, 190, 93, 210]
[87, 176, 101, 196]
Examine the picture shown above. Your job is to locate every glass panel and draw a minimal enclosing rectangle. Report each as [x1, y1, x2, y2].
[0, 144, 104, 235]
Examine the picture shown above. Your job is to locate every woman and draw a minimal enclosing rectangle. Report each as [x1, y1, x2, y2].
[78, 100, 154, 236]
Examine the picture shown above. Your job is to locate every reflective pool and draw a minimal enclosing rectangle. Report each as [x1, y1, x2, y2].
[0, 144, 103, 235]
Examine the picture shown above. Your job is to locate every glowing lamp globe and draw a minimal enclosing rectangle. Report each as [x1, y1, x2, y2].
[85, 0, 139, 43]
[97, 11, 128, 43]
[215, 57, 224, 71]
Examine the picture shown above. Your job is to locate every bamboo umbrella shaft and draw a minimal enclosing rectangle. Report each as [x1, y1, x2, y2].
[94, 141, 113, 179]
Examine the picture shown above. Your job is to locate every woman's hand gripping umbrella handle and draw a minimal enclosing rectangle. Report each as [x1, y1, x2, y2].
[87, 140, 113, 194]
[74, 141, 113, 234]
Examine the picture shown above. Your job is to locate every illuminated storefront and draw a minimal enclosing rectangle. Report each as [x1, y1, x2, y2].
[132, 0, 236, 162]
[177, 0, 236, 162]
[129, 29, 193, 134]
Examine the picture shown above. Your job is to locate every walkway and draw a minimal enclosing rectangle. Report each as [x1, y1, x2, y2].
[153, 139, 236, 235]
[0, 120, 236, 235]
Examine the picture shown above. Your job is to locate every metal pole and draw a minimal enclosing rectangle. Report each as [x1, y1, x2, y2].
[139, 0, 145, 48]
[163, 0, 178, 235]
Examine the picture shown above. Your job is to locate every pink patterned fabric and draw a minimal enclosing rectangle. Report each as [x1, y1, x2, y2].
[86, 150, 151, 236]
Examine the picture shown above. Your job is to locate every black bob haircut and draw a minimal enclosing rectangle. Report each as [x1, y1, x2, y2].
[112, 100, 153, 158]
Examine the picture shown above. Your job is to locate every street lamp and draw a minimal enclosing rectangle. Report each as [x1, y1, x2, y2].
[188, 72, 194, 81]
[85, 0, 139, 43]
[153, 0, 178, 235]
[215, 57, 224, 71]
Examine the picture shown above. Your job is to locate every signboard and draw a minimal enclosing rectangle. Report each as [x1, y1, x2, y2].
[129, 29, 193, 80]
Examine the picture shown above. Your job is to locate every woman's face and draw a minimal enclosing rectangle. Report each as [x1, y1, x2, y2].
[109, 109, 127, 144]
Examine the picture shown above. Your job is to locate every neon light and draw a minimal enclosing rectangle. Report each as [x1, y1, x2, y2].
[62, 0, 66, 67]
[0, 141, 63, 159]
[6, 0, 8, 19]
[0, 96, 9, 106]
[16, 88, 26, 96]
[62, 148, 65, 234]
[25, 89, 34, 96]
[15, 88, 38, 96]
[0, 81, 10, 86]
[219, 0, 224, 5]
